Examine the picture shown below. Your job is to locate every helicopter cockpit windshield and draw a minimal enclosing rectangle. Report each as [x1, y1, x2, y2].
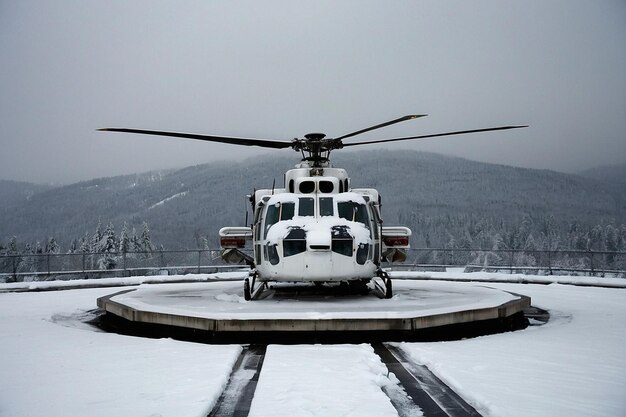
[263, 194, 371, 230]
[337, 200, 369, 226]
[263, 201, 295, 238]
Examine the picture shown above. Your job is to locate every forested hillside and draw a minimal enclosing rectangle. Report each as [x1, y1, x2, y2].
[0, 180, 54, 211]
[1, 151, 625, 253]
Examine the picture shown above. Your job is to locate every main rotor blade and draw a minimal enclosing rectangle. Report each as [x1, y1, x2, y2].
[341, 125, 528, 147]
[97, 128, 293, 149]
[334, 114, 428, 141]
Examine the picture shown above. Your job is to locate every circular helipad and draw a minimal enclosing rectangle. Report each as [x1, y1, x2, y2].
[97, 279, 530, 343]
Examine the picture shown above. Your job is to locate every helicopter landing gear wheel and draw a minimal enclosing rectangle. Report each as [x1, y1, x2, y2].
[243, 271, 266, 301]
[243, 277, 252, 301]
[373, 269, 393, 299]
[384, 275, 393, 299]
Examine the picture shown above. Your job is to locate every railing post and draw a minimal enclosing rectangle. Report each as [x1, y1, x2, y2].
[12, 256, 17, 282]
[589, 251, 595, 277]
[548, 250, 552, 275]
[47, 254, 51, 276]
[197, 250, 202, 274]
[122, 251, 127, 276]
[509, 250, 514, 274]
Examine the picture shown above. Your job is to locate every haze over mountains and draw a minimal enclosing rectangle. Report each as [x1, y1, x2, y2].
[1, 151, 624, 251]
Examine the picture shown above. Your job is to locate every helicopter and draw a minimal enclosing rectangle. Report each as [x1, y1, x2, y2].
[99, 115, 526, 300]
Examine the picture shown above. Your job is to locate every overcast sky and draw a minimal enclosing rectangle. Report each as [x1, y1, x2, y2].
[1, 0, 625, 184]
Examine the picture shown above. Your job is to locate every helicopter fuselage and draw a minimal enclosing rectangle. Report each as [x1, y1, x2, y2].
[219, 163, 411, 285]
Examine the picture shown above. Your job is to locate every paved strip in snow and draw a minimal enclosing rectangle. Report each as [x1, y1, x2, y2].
[247, 344, 402, 417]
[374, 343, 481, 417]
[208, 345, 267, 417]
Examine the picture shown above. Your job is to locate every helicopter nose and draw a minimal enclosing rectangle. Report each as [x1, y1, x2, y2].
[306, 228, 331, 251]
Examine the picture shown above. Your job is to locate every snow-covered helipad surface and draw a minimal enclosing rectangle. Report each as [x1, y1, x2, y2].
[2, 273, 625, 417]
[104, 280, 522, 320]
[97, 280, 529, 340]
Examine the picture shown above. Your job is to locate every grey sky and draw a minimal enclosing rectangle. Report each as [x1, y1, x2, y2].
[1, 0, 625, 184]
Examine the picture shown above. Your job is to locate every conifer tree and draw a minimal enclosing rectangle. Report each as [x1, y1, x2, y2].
[103, 223, 117, 253]
[79, 232, 90, 253]
[140, 222, 154, 253]
[8, 236, 18, 255]
[45, 237, 59, 254]
[92, 220, 104, 253]
[131, 227, 142, 253]
[119, 222, 130, 253]
[100, 223, 118, 269]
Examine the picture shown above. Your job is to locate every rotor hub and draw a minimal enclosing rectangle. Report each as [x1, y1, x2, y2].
[304, 133, 326, 141]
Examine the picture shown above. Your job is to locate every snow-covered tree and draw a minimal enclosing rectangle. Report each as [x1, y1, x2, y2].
[131, 227, 142, 253]
[119, 222, 130, 253]
[140, 222, 154, 253]
[78, 232, 90, 253]
[97, 223, 118, 270]
[21, 243, 35, 274]
[604, 224, 618, 265]
[91, 219, 104, 253]
[68, 239, 78, 254]
[102, 223, 117, 253]
[7, 236, 18, 255]
[45, 237, 59, 254]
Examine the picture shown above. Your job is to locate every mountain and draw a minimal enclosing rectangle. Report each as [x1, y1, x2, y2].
[0, 180, 56, 216]
[578, 163, 626, 184]
[1, 151, 624, 250]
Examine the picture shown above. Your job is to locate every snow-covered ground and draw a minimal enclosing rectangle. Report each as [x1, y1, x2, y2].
[1, 272, 625, 417]
[400, 282, 626, 417]
[0, 287, 241, 417]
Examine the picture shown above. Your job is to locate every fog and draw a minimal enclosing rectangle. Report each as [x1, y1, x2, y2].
[1, 0, 625, 184]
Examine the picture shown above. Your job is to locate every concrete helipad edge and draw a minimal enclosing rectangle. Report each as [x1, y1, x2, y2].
[97, 289, 530, 334]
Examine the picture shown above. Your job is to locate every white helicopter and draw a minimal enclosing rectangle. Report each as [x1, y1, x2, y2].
[100, 115, 526, 300]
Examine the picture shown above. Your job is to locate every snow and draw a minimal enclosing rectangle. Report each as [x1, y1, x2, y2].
[107, 280, 520, 320]
[265, 216, 371, 246]
[398, 283, 626, 417]
[0, 287, 241, 417]
[389, 270, 626, 288]
[0, 272, 247, 292]
[249, 344, 402, 417]
[149, 191, 188, 209]
[1, 272, 625, 417]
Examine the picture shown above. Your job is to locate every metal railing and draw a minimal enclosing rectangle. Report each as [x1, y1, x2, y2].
[1, 248, 625, 282]
[0, 249, 248, 282]
[400, 248, 626, 277]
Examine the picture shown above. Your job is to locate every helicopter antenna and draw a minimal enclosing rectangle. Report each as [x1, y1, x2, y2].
[244, 197, 249, 227]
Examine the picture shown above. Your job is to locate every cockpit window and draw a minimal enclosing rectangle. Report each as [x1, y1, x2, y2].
[298, 197, 314, 217]
[319, 180, 334, 193]
[299, 181, 315, 194]
[281, 202, 295, 220]
[337, 201, 370, 226]
[263, 202, 295, 238]
[319, 197, 334, 217]
[264, 204, 280, 238]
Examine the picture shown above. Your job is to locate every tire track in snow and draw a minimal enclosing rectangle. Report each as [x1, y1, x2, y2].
[373, 343, 482, 417]
[208, 345, 266, 417]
